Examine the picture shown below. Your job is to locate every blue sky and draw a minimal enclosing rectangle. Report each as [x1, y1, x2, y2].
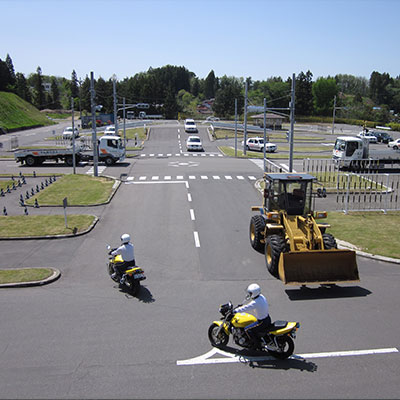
[1, 0, 399, 82]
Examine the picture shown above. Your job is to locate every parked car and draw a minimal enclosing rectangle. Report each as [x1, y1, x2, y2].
[388, 138, 400, 150]
[104, 125, 116, 135]
[370, 131, 393, 144]
[62, 126, 79, 139]
[241, 137, 277, 153]
[357, 131, 378, 143]
[186, 135, 203, 151]
[184, 119, 198, 133]
[206, 116, 220, 122]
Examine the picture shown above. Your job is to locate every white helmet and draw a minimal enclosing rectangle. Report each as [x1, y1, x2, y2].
[246, 283, 261, 300]
[121, 233, 131, 244]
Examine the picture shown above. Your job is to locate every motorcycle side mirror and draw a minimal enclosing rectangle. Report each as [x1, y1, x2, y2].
[107, 245, 111, 250]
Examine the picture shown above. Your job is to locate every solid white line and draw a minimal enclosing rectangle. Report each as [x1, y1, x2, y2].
[193, 231, 200, 247]
[190, 209, 195, 220]
[296, 348, 399, 359]
[176, 347, 398, 366]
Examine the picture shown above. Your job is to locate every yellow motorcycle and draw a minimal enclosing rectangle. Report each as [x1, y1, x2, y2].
[107, 246, 146, 296]
[208, 302, 300, 359]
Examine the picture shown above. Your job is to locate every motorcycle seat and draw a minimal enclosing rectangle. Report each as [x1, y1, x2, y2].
[267, 320, 288, 331]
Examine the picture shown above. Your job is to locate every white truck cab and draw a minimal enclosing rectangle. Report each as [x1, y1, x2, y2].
[97, 135, 125, 165]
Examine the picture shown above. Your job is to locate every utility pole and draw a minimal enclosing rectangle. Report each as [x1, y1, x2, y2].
[289, 73, 296, 173]
[332, 95, 337, 135]
[71, 97, 76, 174]
[234, 98, 238, 157]
[263, 98, 267, 173]
[90, 71, 98, 177]
[123, 97, 126, 147]
[113, 75, 118, 135]
[243, 80, 248, 155]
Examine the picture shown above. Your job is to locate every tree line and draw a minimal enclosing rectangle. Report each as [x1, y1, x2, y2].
[1, 52, 399, 124]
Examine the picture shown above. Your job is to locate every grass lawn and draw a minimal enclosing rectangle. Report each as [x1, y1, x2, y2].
[25, 174, 115, 206]
[0, 214, 96, 237]
[218, 146, 332, 159]
[0, 268, 54, 284]
[323, 211, 400, 259]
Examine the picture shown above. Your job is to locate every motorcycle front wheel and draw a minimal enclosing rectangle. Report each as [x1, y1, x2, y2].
[208, 323, 229, 347]
[268, 335, 294, 359]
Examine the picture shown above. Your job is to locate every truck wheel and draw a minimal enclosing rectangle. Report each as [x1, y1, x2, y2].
[104, 157, 115, 166]
[265, 235, 286, 278]
[250, 215, 266, 252]
[323, 233, 337, 249]
[65, 156, 73, 167]
[25, 156, 36, 167]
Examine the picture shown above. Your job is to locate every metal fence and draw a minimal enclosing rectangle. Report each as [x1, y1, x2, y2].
[335, 172, 400, 213]
[302, 158, 400, 213]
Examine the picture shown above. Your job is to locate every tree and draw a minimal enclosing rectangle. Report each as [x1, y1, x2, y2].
[0, 59, 12, 91]
[32, 66, 45, 109]
[370, 71, 393, 106]
[5, 54, 16, 87]
[70, 69, 79, 98]
[80, 75, 91, 113]
[213, 76, 244, 118]
[204, 70, 216, 99]
[50, 77, 61, 109]
[15, 72, 31, 102]
[312, 77, 338, 116]
[163, 85, 178, 118]
[295, 71, 313, 116]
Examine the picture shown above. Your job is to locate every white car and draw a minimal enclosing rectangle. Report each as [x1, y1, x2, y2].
[241, 137, 277, 153]
[104, 125, 116, 135]
[357, 131, 378, 143]
[62, 126, 79, 139]
[186, 136, 203, 151]
[388, 138, 400, 150]
[184, 119, 198, 133]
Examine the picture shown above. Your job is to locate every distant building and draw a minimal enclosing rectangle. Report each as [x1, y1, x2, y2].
[250, 112, 287, 130]
[42, 82, 51, 93]
[197, 98, 215, 114]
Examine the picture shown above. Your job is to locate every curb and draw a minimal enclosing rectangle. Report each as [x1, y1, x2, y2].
[0, 267, 61, 288]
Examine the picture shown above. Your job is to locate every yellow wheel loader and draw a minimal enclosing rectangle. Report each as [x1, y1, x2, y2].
[250, 173, 359, 285]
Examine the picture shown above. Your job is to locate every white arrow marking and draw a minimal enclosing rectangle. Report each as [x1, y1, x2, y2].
[177, 347, 398, 366]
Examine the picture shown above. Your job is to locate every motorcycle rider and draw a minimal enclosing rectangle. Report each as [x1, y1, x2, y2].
[234, 283, 271, 348]
[110, 233, 135, 284]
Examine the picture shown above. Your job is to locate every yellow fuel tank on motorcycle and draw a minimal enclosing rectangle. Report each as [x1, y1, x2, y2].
[231, 312, 257, 328]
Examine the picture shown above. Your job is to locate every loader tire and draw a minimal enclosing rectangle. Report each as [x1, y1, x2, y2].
[323, 233, 337, 249]
[250, 215, 266, 253]
[265, 235, 286, 278]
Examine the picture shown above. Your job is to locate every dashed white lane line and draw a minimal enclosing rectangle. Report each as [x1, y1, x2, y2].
[190, 209, 195, 221]
[187, 193, 192, 202]
[177, 347, 399, 366]
[193, 231, 201, 247]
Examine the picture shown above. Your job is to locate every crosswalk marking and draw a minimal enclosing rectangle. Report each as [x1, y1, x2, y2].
[86, 166, 106, 175]
[136, 153, 223, 158]
[124, 175, 262, 182]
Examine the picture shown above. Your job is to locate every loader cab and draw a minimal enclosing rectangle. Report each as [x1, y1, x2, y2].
[264, 173, 315, 216]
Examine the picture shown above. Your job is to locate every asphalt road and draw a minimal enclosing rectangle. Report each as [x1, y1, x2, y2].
[0, 121, 399, 399]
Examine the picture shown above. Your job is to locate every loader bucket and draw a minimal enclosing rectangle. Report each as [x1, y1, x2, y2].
[278, 249, 359, 285]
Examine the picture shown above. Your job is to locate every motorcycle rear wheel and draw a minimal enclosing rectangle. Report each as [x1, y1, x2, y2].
[208, 323, 229, 347]
[268, 335, 294, 359]
[126, 278, 140, 296]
